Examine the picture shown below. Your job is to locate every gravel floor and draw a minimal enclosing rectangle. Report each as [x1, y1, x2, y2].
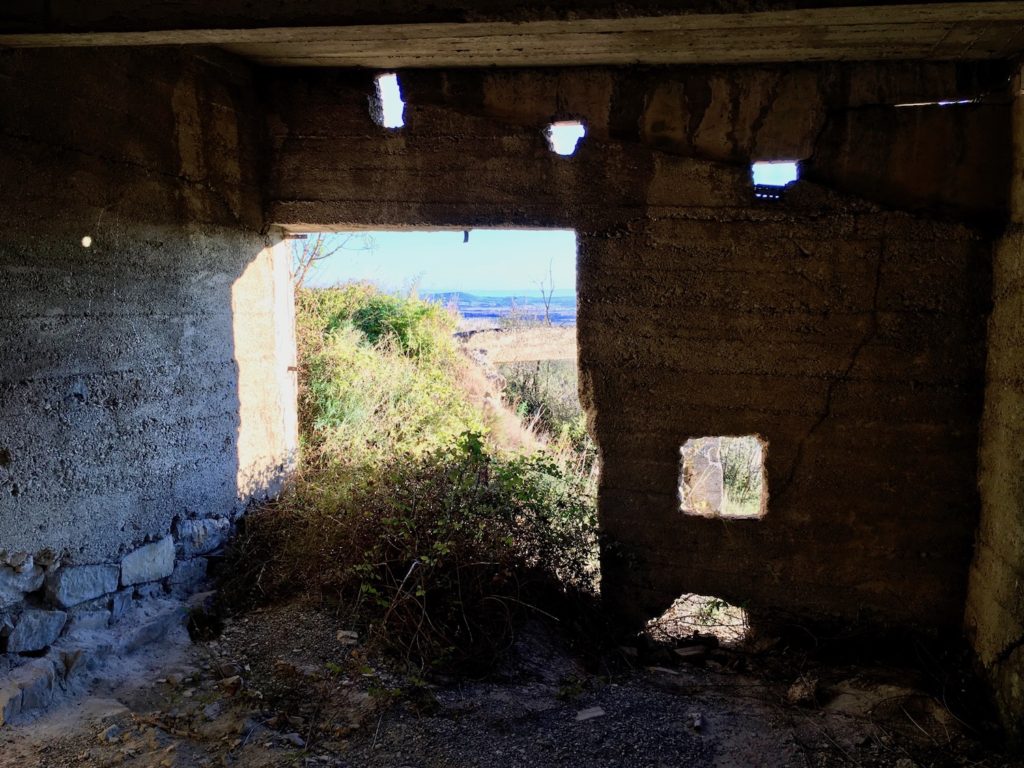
[1, 601, 1020, 768]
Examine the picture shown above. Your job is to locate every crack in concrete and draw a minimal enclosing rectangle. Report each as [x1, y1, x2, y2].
[0, 127, 258, 229]
[775, 236, 886, 502]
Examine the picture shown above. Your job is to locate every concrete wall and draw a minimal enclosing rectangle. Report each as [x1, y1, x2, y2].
[966, 67, 1024, 740]
[2, 45, 1019, 731]
[266, 63, 1004, 631]
[0, 48, 296, 630]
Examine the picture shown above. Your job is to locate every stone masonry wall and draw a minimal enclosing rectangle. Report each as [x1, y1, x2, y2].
[266, 63, 1004, 632]
[0, 48, 297, 664]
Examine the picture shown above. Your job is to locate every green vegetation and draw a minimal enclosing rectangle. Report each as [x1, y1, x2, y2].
[297, 285, 484, 467]
[498, 359, 598, 484]
[228, 284, 597, 672]
[720, 437, 765, 518]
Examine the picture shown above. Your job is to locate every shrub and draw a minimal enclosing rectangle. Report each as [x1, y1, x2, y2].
[296, 285, 483, 466]
[499, 359, 598, 485]
[225, 283, 599, 672]
[229, 434, 597, 671]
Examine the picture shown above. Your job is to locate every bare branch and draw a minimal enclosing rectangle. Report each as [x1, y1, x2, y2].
[292, 232, 375, 288]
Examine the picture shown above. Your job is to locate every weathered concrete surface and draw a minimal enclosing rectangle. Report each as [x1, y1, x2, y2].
[0, 48, 297, 566]
[4, 1, 1023, 32]
[965, 66, 1024, 740]
[4, 3, 1024, 70]
[265, 63, 998, 633]
[268, 64, 1009, 228]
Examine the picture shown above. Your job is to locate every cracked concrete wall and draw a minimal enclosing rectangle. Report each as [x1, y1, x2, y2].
[266, 63, 1002, 632]
[966, 66, 1024, 740]
[0, 48, 297, 569]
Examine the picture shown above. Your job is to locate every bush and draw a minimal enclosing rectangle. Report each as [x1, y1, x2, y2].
[296, 285, 484, 466]
[225, 284, 599, 672]
[229, 434, 597, 671]
[499, 359, 598, 484]
[721, 437, 765, 517]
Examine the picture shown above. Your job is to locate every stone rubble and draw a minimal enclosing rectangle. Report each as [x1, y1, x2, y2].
[45, 565, 119, 609]
[120, 537, 175, 587]
[0, 557, 44, 609]
[6, 610, 67, 654]
[0, 525, 218, 723]
[177, 518, 231, 558]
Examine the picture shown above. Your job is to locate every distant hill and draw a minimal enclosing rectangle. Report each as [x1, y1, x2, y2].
[424, 291, 576, 326]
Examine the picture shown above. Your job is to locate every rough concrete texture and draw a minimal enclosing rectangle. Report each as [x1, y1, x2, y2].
[266, 63, 996, 631]
[0, 48, 297, 568]
[965, 67, 1024, 740]
[0, 1, 1004, 31]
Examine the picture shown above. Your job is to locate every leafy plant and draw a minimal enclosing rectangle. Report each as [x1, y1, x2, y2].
[225, 283, 599, 673]
[229, 434, 596, 671]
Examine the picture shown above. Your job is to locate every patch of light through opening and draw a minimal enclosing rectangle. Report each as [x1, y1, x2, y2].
[648, 593, 750, 647]
[546, 121, 586, 156]
[680, 435, 767, 519]
[751, 161, 799, 187]
[375, 73, 405, 129]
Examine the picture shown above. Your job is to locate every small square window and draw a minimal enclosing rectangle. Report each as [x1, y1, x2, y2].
[371, 73, 405, 129]
[679, 435, 767, 519]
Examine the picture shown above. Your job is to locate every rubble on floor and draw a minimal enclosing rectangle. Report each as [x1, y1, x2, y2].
[0, 600, 1020, 768]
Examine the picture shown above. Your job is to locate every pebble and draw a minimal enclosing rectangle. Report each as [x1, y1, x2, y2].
[284, 732, 307, 748]
[98, 724, 122, 744]
[575, 706, 605, 721]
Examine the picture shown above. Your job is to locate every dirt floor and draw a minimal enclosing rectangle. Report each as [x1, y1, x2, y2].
[1, 599, 1020, 768]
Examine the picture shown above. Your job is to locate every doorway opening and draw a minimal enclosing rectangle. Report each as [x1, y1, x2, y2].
[244, 227, 601, 670]
[288, 228, 595, 479]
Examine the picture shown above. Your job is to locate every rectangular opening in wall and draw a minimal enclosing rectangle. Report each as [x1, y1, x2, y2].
[280, 228, 601, 651]
[751, 160, 799, 201]
[290, 231, 588, 459]
[679, 435, 767, 519]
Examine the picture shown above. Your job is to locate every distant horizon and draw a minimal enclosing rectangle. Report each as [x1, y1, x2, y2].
[422, 288, 576, 297]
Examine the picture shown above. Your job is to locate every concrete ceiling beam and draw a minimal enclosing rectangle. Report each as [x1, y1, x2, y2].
[1, 3, 1024, 66]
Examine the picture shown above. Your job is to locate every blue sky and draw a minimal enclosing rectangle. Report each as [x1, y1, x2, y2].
[302, 229, 578, 294]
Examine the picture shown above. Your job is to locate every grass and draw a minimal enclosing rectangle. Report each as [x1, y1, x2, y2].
[225, 283, 598, 673]
[297, 285, 484, 467]
[498, 358, 598, 490]
[681, 435, 765, 519]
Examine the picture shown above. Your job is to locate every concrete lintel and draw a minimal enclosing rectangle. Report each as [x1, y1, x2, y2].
[2, 4, 1024, 67]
